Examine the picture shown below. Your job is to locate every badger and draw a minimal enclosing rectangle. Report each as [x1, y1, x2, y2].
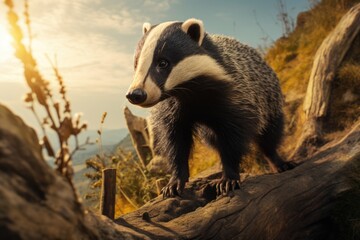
[126, 18, 296, 198]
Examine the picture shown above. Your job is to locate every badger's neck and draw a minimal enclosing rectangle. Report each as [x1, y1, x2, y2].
[201, 34, 227, 69]
[170, 76, 232, 107]
[166, 34, 229, 92]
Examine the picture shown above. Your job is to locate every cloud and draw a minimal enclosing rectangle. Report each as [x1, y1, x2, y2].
[143, 0, 177, 11]
[27, 0, 146, 36]
[7, 0, 140, 92]
[2, 0, 166, 95]
[0, 0, 177, 129]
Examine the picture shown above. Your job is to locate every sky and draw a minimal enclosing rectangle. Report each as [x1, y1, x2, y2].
[0, 0, 310, 132]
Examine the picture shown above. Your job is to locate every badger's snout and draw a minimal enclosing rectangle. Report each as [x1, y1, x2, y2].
[126, 88, 147, 105]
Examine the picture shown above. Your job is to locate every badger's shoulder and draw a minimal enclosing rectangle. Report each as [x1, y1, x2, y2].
[203, 34, 275, 81]
[205, 34, 262, 59]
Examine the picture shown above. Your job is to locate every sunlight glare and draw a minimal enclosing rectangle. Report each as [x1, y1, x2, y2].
[0, 24, 13, 63]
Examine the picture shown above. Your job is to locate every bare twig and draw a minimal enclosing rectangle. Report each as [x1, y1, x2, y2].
[4, 0, 90, 201]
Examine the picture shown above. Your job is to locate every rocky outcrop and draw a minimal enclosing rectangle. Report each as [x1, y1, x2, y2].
[0, 104, 142, 240]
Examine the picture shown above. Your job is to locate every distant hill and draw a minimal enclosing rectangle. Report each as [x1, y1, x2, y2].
[43, 128, 129, 197]
[45, 128, 128, 164]
[115, 133, 135, 153]
[74, 132, 137, 204]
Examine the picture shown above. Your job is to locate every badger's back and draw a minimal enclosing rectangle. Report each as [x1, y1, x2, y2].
[201, 34, 283, 132]
[150, 32, 283, 137]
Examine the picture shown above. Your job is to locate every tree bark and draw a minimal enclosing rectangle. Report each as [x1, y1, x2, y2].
[293, 3, 360, 158]
[115, 121, 360, 240]
[0, 106, 359, 240]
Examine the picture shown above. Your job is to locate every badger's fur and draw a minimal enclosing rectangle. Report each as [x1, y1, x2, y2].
[126, 19, 296, 197]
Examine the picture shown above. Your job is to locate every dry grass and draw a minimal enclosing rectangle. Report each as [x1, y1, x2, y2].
[326, 32, 360, 132]
[85, 114, 161, 217]
[188, 138, 220, 177]
[266, 0, 360, 154]
[189, 139, 269, 177]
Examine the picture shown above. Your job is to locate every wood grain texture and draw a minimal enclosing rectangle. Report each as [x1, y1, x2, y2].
[124, 106, 152, 167]
[0, 106, 359, 240]
[101, 168, 117, 219]
[115, 121, 360, 240]
[303, 3, 360, 118]
[294, 3, 360, 158]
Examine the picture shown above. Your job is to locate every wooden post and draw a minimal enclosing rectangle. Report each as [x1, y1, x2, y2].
[100, 168, 116, 219]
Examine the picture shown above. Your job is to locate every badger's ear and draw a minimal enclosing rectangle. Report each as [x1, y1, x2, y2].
[181, 18, 205, 45]
[142, 22, 151, 35]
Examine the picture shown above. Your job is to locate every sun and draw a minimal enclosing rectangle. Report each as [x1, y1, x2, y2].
[0, 24, 14, 63]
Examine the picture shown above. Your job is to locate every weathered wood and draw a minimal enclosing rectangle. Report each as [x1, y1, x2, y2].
[294, 3, 360, 158]
[124, 106, 153, 167]
[115, 122, 360, 239]
[0, 103, 359, 239]
[100, 168, 117, 220]
[303, 3, 360, 118]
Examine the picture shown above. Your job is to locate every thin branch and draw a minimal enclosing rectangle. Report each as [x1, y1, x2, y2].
[119, 186, 139, 209]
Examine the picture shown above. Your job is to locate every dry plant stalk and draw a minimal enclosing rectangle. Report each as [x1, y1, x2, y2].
[97, 111, 108, 167]
[4, 0, 89, 195]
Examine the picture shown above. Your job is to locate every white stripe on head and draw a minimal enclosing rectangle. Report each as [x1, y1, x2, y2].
[164, 55, 230, 90]
[130, 21, 176, 90]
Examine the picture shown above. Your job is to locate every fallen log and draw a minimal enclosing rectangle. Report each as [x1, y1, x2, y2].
[115, 120, 360, 240]
[0, 104, 359, 240]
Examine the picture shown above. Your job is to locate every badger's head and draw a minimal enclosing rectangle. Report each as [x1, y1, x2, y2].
[126, 18, 227, 107]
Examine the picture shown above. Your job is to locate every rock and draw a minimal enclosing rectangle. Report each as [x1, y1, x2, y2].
[0, 104, 93, 239]
[0, 104, 140, 240]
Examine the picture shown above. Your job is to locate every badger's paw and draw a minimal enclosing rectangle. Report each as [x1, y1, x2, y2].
[277, 161, 298, 172]
[215, 177, 241, 196]
[161, 177, 186, 199]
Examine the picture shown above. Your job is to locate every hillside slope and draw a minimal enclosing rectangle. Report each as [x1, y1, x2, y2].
[265, 0, 360, 154]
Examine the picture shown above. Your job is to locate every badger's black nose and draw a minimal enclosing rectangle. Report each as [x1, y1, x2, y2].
[126, 88, 147, 104]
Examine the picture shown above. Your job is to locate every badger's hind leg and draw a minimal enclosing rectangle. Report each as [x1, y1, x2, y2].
[257, 114, 297, 172]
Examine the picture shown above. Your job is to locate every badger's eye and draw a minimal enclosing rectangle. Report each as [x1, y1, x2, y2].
[157, 59, 169, 69]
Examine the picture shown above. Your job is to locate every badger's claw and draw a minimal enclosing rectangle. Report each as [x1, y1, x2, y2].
[215, 178, 241, 196]
[277, 161, 298, 173]
[161, 177, 185, 198]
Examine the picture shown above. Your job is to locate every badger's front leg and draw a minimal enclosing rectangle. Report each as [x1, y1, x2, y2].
[162, 121, 193, 198]
[214, 125, 250, 196]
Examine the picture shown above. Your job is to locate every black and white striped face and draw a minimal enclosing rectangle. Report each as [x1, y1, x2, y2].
[126, 18, 228, 108]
